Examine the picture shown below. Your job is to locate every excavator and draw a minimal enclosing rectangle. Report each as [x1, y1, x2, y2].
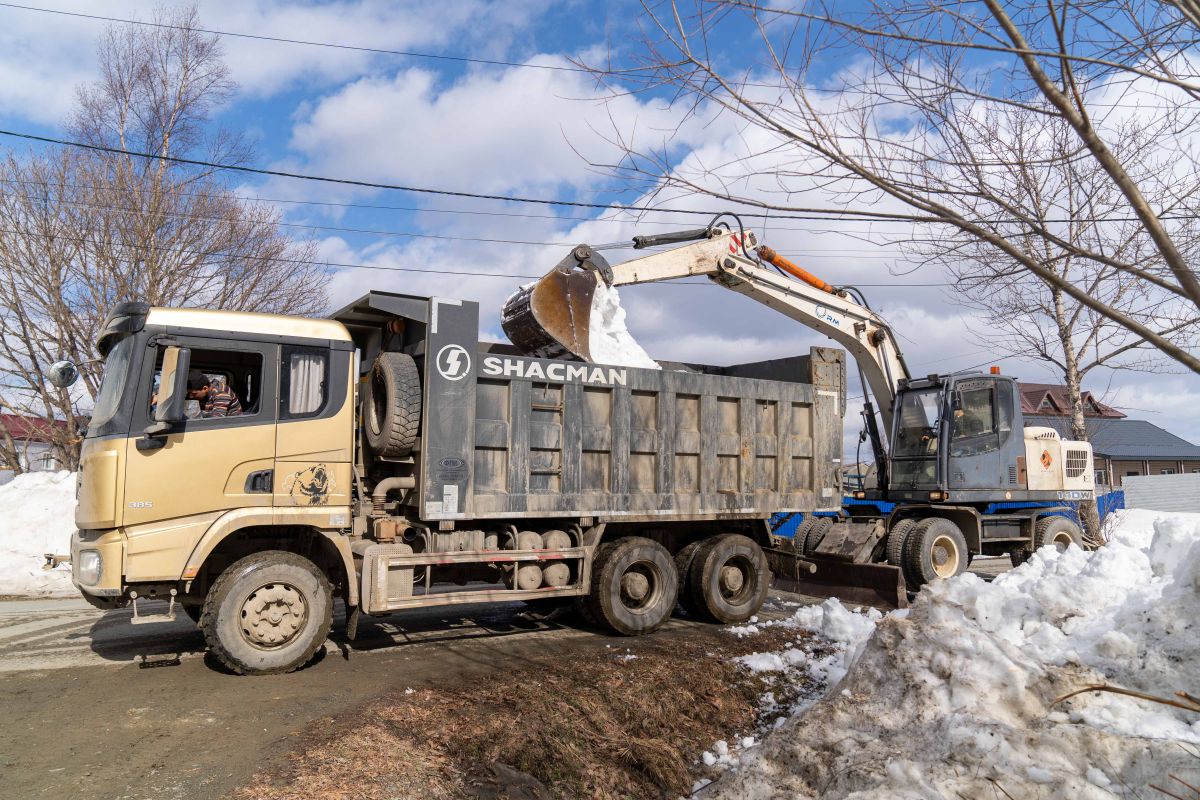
[502, 218, 1096, 607]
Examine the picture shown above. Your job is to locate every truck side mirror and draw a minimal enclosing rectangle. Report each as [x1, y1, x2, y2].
[146, 346, 191, 434]
[46, 360, 80, 389]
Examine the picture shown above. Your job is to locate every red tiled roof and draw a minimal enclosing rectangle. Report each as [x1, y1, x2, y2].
[0, 414, 72, 443]
[1018, 383, 1125, 418]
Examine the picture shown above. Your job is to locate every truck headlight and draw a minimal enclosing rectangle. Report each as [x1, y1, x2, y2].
[77, 550, 101, 586]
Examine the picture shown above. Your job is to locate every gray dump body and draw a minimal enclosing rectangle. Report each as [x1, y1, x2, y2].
[336, 291, 847, 526]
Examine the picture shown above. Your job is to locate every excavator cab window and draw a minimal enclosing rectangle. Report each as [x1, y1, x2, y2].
[950, 379, 1000, 457]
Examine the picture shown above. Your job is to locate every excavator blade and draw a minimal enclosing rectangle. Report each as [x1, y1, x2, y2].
[769, 556, 908, 610]
[501, 266, 602, 361]
[765, 521, 909, 611]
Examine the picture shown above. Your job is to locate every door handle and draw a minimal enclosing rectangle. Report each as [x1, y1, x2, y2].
[244, 470, 273, 494]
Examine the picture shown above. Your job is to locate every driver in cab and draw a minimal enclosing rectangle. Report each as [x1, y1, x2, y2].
[187, 370, 242, 418]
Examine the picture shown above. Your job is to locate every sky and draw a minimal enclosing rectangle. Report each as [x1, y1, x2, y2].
[0, 0, 1196, 456]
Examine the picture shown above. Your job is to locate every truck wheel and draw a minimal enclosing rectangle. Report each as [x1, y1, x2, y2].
[1034, 517, 1083, 552]
[364, 352, 421, 458]
[885, 518, 917, 567]
[673, 539, 706, 618]
[688, 534, 771, 624]
[200, 551, 333, 676]
[790, 518, 818, 553]
[802, 517, 834, 555]
[903, 518, 968, 588]
[583, 537, 678, 636]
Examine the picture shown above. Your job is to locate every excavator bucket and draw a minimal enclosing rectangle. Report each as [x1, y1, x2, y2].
[765, 521, 909, 610]
[501, 252, 605, 362]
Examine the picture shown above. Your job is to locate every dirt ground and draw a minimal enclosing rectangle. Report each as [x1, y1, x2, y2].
[0, 598, 807, 800]
[231, 616, 813, 800]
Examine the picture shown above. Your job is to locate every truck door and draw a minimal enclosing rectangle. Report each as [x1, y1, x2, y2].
[273, 344, 353, 515]
[122, 336, 278, 579]
[946, 377, 1011, 491]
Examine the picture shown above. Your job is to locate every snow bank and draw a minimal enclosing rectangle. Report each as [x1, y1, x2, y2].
[706, 508, 1200, 799]
[0, 471, 76, 596]
[587, 283, 659, 369]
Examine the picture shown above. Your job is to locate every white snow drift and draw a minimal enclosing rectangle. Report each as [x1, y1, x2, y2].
[0, 471, 77, 597]
[707, 508, 1200, 799]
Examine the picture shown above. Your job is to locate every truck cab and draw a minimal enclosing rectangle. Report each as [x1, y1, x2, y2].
[70, 301, 358, 626]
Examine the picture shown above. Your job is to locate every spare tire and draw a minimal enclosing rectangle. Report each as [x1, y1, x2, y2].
[365, 352, 421, 458]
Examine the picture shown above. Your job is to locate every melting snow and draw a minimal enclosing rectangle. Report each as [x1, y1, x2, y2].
[0, 471, 77, 596]
[703, 508, 1200, 798]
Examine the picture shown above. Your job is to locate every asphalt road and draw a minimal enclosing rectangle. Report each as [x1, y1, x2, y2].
[0, 558, 1011, 800]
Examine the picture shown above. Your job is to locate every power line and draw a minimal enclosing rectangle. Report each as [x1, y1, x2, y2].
[0, 184, 911, 258]
[0, 128, 935, 223]
[0, 222, 947, 286]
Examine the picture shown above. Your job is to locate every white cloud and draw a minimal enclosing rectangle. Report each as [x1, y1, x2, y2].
[0, 0, 546, 124]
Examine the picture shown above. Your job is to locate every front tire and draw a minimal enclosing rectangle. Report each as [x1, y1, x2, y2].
[903, 518, 969, 588]
[200, 551, 333, 676]
[583, 537, 678, 636]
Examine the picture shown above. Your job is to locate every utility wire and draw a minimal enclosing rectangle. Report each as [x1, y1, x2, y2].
[0, 128, 935, 223]
[0, 222, 947, 286]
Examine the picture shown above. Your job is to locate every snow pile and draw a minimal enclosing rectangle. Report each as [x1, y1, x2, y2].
[705, 509, 1200, 799]
[587, 283, 660, 369]
[0, 471, 77, 596]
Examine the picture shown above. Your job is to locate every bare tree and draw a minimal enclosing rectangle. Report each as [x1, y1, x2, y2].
[593, 0, 1200, 375]
[0, 6, 328, 472]
[915, 106, 1200, 537]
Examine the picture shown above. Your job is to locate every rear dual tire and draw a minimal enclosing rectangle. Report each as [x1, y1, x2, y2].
[889, 517, 969, 589]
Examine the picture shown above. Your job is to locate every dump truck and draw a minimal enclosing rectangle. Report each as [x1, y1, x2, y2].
[502, 220, 1096, 601]
[50, 289, 847, 674]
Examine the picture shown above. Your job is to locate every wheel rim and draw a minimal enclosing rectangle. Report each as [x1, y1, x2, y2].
[618, 560, 663, 614]
[930, 535, 961, 578]
[1051, 532, 1074, 551]
[717, 554, 754, 605]
[240, 582, 309, 650]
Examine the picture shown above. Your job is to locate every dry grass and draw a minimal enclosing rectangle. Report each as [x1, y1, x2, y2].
[231, 623, 811, 800]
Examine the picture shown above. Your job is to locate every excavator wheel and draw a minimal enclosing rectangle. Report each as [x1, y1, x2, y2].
[802, 517, 834, 555]
[903, 518, 969, 588]
[1034, 517, 1083, 553]
[885, 518, 917, 568]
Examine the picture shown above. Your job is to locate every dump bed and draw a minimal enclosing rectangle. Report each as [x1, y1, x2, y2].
[335, 292, 847, 525]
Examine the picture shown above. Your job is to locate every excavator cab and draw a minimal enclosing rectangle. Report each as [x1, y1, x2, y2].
[887, 373, 1025, 502]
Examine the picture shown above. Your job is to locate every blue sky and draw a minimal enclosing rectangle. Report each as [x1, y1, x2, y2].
[1, 0, 1196, 452]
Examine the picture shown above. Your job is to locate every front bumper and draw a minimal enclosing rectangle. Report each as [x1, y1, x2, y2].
[70, 529, 125, 597]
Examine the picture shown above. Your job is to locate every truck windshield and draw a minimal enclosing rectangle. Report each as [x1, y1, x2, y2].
[892, 387, 942, 459]
[87, 334, 135, 434]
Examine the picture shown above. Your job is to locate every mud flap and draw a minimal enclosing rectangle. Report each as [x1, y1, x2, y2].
[766, 519, 909, 610]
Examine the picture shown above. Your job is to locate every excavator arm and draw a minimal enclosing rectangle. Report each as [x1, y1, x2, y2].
[502, 226, 910, 452]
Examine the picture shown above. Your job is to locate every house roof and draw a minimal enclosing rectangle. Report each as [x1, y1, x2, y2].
[1024, 415, 1200, 459]
[0, 414, 72, 443]
[1019, 383, 1124, 418]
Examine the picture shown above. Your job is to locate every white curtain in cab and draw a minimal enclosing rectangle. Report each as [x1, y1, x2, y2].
[289, 353, 325, 415]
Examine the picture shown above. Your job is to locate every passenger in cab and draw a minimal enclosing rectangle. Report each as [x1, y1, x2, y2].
[187, 370, 242, 417]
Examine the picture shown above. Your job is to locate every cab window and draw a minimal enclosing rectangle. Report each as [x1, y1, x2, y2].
[148, 346, 264, 421]
[951, 381, 999, 456]
[280, 346, 328, 420]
